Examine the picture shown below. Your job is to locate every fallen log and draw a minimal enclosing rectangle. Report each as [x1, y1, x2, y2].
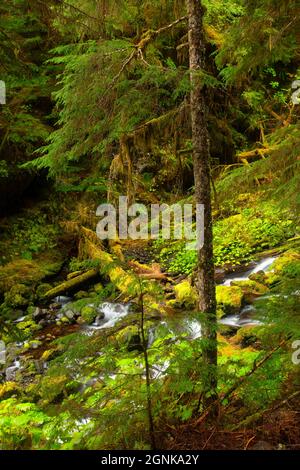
[43, 268, 99, 299]
[237, 146, 277, 161]
[81, 227, 159, 297]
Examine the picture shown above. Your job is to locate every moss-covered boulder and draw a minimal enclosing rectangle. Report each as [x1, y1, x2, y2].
[231, 325, 261, 348]
[93, 282, 104, 295]
[230, 280, 269, 303]
[81, 306, 97, 324]
[16, 318, 41, 338]
[4, 284, 31, 308]
[35, 283, 52, 300]
[41, 347, 62, 362]
[0, 256, 63, 295]
[173, 280, 197, 309]
[73, 290, 89, 300]
[249, 270, 267, 285]
[265, 251, 300, 286]
[216, 285, 244, 317]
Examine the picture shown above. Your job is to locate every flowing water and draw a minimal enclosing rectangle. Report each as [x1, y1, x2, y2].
[74, 256, 278, 338]
[219, 256, 277, 327]
[222, 256, 277, 286]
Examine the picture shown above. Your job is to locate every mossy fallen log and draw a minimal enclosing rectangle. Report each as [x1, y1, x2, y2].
[84, 237, 139, 296]
[43, 268, 99, 300]
[81, 227, 159, 298]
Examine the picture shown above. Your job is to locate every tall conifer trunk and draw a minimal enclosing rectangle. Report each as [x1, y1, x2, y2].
[186, 0, 217, 399]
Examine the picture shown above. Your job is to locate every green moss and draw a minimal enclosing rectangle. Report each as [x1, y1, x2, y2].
[17, 319, 41, 338]
[81, 306, 97, 324]
[232, 325, 261, 348]
[173, 280, 197, 308]
[35, 283, 53, 300]
[41, 347, 62, 362]
[0, 382, 21, 400]
[93, 283, 104, 294]
[216, 285, 244, 316]
[231, 280, 269, 302]
[4, 284, 31, 308]
[73, 290, 89, 300]
[0, 255, 63, 294]
[266, 251, 300, 285]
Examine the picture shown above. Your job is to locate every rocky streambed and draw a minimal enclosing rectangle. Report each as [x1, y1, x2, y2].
[0, 254, 284, 388]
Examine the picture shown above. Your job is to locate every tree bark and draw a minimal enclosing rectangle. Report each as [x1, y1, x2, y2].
[186, 0, 217, 399]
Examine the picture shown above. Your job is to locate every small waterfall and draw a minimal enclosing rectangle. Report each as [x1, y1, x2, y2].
[251, 256, 277, 274]
[184, 319, 202, 339]
[222, 256, 277, 286]
[220, 256, 277, 326]
[85, 302, 131, 332]
[53, 296, 72, 306]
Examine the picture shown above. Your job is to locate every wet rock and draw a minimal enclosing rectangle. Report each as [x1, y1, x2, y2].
[94, 312, 105, 326]
[74, 290, 89, 300]
[231, 280, 269, 303]
[5, 359, 21, 382]
[216, 285, 244, 317]
[81, 306, 97, 324]
[32, 307, 48, 323]
[64, 309, 76, 320]
[49, 303, 61, 311]
[4, 283, 31, 308]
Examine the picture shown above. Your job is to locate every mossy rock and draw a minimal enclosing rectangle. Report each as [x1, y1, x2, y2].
[113, 323, 150, 352]
[173, 280, 197, 309]
[266, 251, 300, 285]
[230, 280, 269, 303]
[248, 271, 267, 285]
[23, 340, 42, 351]
[73, 290, 89, 300]
[81, 306, 97, 324]
[41, 347, 62, 362]
[93, 282, 104, 294]
[35, 283, 52, 300]
[0, 255, 63, 294]
[0, 381, 21, 399]
[39, 374, 70, 403]
[232, 325, 261, 348]
[218, 323, 239, 337]
[4, 283, 31, 308]
[216, 285, 244, 316]
[17, 319, 41, 338]
[62, 297, 97, 317]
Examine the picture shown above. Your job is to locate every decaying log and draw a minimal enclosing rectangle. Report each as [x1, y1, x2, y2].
[237, 146, 278, 161]
[43, 268, 99, 299]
